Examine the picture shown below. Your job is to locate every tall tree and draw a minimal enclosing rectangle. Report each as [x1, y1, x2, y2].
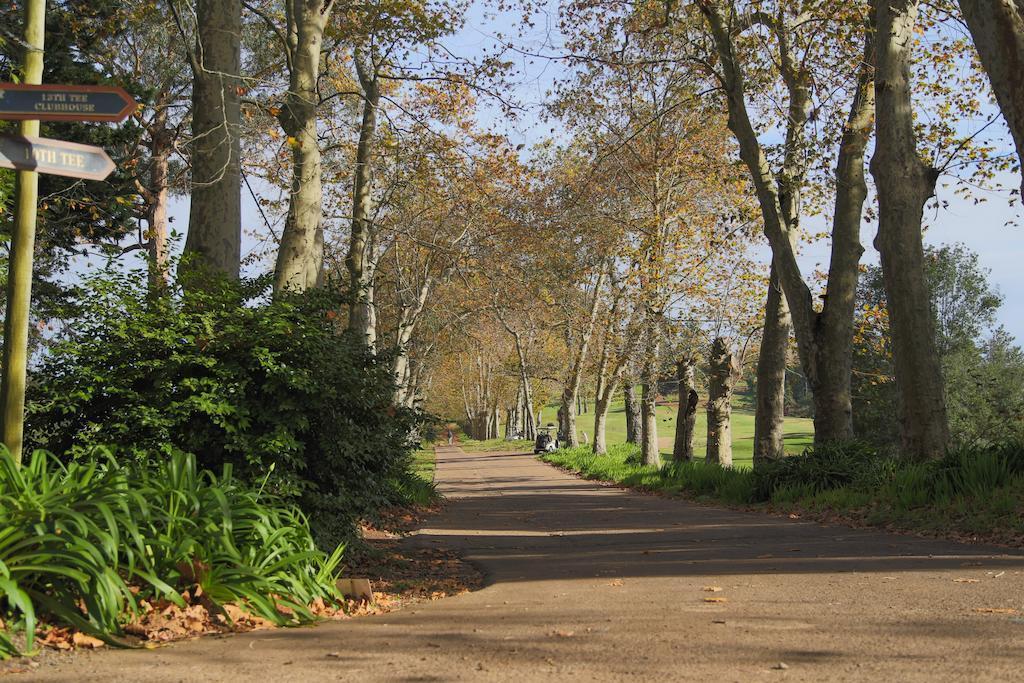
[255, 0, 339, 292]
[696, 1, 875, 449]
[176, 0, 243, 278]
[870, 0, 950, 459]
[958, 1, 1024, 193]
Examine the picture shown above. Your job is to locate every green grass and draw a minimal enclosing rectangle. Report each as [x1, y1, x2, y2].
[413, 445, 436, 482]
[564, 399, 814, 470]
[458, 437, 534, 453]
[542, 444, 759, 504]
[544, 438, 1024, 546]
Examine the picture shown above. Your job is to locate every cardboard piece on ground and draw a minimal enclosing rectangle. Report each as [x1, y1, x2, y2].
[336, 578, 374, 601]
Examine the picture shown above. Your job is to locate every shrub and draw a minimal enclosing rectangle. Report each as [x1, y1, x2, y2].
[24, 264, 422, 545]
[936, 446, 1014, 500]
[752, 441, 883, 500]
[0, 448, 343, 659]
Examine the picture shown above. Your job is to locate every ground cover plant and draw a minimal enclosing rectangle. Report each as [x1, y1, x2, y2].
[0, 447, 345, 659]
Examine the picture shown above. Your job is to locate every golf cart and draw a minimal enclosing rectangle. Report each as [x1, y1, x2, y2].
[534, 424, 559, 454]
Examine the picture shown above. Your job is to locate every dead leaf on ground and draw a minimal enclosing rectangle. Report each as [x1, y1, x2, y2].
[704, 597, 728, 603]
[551, 629, 575, 638]
[608, 579, 624, 587]
[974, 608, 1018, 614]
[703, 586, 723, 592]
[954, 578, 981, 584]
[71, 633, 105, 649]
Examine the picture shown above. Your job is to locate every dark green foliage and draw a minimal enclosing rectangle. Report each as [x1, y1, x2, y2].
[0, 448, 343, 659]
[751, 441, 890, 500]
[25, 263, 422, 545]
[852, 244, 1024, 447]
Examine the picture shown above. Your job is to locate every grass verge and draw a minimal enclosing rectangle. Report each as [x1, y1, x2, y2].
[542, 442, 1024, 547]
[458, 437, 534, 453]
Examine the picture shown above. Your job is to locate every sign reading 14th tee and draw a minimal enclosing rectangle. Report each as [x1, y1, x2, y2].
[0, 135, 115, 180]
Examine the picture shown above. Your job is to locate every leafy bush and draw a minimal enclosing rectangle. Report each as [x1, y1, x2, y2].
[752, 441, 884, 500]
[25, 264, 422, 545]
[0, 448, 343, 659]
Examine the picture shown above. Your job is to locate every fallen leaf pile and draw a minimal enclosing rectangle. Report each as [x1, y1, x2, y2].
[346, 503, 484, 607]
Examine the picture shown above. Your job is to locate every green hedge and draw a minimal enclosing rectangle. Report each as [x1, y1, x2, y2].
[25, 265, 422, 545]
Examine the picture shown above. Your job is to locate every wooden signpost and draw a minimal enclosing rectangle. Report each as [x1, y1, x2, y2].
[0, 134, 115, 181]
[0, 0, 138, 465]
[0, 84, 136, 123]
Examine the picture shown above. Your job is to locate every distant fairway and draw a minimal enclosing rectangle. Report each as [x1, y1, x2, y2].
[545, 399, 815, 470]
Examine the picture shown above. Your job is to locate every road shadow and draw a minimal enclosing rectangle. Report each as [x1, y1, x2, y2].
[417, 449, 1024, 584]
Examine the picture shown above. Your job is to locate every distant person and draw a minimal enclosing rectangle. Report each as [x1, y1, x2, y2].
[446, 427, 454, 445]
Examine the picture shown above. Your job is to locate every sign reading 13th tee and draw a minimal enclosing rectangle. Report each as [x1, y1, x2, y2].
[0, 84, 136, 123]
[0, 134, 115, 180]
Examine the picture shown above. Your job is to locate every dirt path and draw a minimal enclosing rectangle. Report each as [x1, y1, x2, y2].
[31, 445, 1024, 681]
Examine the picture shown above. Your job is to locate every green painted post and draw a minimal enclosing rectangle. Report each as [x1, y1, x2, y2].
[0, 0, 47, 465]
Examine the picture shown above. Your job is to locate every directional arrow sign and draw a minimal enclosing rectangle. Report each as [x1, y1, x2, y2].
[0, 84, 136, 123]
[0, 134, 115, 180]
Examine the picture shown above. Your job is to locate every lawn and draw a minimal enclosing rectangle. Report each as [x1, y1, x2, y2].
[555, 399, 814, 470]
[413, 444, 437, 481]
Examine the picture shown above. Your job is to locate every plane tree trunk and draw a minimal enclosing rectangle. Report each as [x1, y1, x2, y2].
[959, 1, 1024, 194]
[347, 46, 380, 348]
[699, 4, 874, 446]
[753, 266, 789, 465]
[624, 383, 641, 445]
[185, 0, 242, 279]
[672, 358, 698, 463]
[870, 0, 949, 459]
[273, 0, 336, 293]
[639, 320, 661, 467]
[558, 270, 607, 448]
[706, 338, 741, 467]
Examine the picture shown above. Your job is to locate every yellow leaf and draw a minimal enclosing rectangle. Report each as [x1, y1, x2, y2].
[72, 632, 105, 649]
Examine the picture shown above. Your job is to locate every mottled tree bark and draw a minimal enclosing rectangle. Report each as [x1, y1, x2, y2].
[672, 358, 698, 463]
[347, 47, 380, 347]
[273, 1, 337, 293]
[624, 383, 641, 444]
[185, 0, 241, 279]
[145, 109, 172, 294]
[959, 0, 1024, 194]
[871, 0, 949, 459]
[641, 381, 660, 467]
[557, 271, 606, 448]
[753, 266, 789, 466]
[706, 338, 740, 467]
